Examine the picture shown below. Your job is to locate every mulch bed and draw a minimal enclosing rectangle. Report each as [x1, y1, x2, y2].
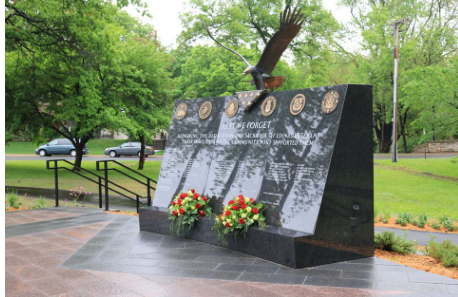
[375, 218, 458, 234]
[375, 249, 458, 280]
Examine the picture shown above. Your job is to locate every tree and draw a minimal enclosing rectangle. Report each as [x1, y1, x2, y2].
[402, 59, 458, 140]
[5, 0, 161, 170]
[118, 34, 174, 169]
[174, 0, 340, 96]
[339, 0, 458, 152]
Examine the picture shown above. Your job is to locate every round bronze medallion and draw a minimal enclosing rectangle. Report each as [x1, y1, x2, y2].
[225, 99, 239, 118]
[321, 90, 339, 114]
[261, 96, 277, 117]
[175, 103, 188, 120]
[290, 94, 306, 116]
[199, 101, 212, 120]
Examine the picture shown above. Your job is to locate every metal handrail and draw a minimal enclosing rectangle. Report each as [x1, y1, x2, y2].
[96, 160, 157, 207]
[100, 159, 157, 184]
[46, 159, 149, 212]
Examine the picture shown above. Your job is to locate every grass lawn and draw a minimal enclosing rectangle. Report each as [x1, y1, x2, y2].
[5, 158, 458, 221]
[5, 139, 163, 155]
[5, 160, 162, 198]
[5, 192, 137, 214]
[374, 165, 458, 220]
[375, 157, 458, 179]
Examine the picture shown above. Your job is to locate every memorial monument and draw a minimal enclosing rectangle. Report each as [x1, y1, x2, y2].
[139, 84, 373, 268]
[139, 6, 373, 268]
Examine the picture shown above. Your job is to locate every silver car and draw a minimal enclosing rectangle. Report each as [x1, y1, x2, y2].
[104, 142, 155, 158]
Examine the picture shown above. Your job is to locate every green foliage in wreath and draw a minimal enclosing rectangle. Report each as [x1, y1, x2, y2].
[168, 189, 212, 236]
[212, 195, 266, 245]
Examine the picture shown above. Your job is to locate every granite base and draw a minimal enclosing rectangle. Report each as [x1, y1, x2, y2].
[139, 207, 372, 268]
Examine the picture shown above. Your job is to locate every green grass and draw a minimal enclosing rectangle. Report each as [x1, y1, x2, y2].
[5, 141, 37, 154]
[5, 139, 160, 155]
[5, 158, 458, 220]
[5, 192, 138, 213]
[375, 158, 458, 179]
[375, 165, 458, 219]
[84, 139, 126, 155]
[5, 160, 162, 198]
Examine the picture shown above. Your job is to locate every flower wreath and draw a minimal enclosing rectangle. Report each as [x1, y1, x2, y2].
[212, 195, 266, 244]
[168, 189, 212, 236]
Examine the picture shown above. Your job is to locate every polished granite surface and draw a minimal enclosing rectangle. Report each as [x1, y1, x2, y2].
[152, 85, 369, 235]
[144, 85, 374, 268]
[5, 208, 458, 297]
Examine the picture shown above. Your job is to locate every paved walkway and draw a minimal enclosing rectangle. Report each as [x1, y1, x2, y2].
[5, 207, 458, 296]
[375, 226, 458, 245]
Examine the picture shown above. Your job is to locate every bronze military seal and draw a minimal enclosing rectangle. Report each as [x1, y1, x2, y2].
[290, 94, 306, 116]
[261, 96, 277, 117]
[175, 103, 188, 120]
[199, 101, 212, 120]
[321, 90, 339, 114]
[225, 99, 239, 118]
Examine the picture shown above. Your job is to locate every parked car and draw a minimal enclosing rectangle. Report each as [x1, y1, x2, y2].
[104, 142, 155, 158]
[35, 139, 89, 157]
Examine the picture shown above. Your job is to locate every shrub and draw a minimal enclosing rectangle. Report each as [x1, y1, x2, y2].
[374, 207, 380, 223]
[439, 215, 457, 231]
[439, 215, 450, 225]
[37, 196, 46, 209]
[380, 211, 391, 224]
[427, 238, 458, 267]
[414, 212, 428, 229]
[443, 221, 458, 232]
[431, 221, 441, 230]
[7, 193, 19, 209]
[374, 231, 416, 254]
[396, 213, 412, 226]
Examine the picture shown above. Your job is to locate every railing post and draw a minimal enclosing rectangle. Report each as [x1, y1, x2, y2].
[98, 176, 103, 208]
[147, 179, 151, 206]
[136, 195, 139, 213]
[54, 160, 59, 207]
[104, 162, 109, 211]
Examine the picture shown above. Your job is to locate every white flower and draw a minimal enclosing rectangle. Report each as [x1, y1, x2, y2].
[246, 207, 252, 212]
[241, 214, 247, 218]
[232, 215, 236, 219]
[244, 197, 249, 203]
[191, 206, 196, 210]
[253, 215, 259, 220]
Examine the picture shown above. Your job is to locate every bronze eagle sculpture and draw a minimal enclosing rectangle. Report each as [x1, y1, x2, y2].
[202, 6, 304, 90]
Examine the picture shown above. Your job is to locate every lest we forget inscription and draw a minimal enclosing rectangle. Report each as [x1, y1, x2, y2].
[154, 84, 363, 235]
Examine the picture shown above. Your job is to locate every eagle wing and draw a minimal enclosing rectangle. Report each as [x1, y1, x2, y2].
[256, 7, 304, 76]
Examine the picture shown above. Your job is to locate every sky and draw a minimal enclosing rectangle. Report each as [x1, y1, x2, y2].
[124, 0, 353, 48]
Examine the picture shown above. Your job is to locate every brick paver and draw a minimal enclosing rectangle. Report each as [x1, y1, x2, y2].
[5, 208, 458, 296]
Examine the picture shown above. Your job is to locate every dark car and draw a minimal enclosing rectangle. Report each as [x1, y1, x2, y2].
[35, 139, 89, 157]
[104, 142, 155, 158]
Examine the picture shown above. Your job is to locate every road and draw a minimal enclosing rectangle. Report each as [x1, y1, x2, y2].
[6, 153, 456, 161]
[5, 155, 163, 161]
[374, 152, 457, 159]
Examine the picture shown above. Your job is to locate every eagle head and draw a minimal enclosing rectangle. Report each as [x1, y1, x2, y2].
[242, 66, 255, 76]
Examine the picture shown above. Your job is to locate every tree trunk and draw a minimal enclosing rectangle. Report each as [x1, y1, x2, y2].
[138, 134, 145, 170]
[72, 137, 89, 171]
[399, 108, 408, 153]
[374, 121, 393, 153]
[74, 147, 83, 171]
